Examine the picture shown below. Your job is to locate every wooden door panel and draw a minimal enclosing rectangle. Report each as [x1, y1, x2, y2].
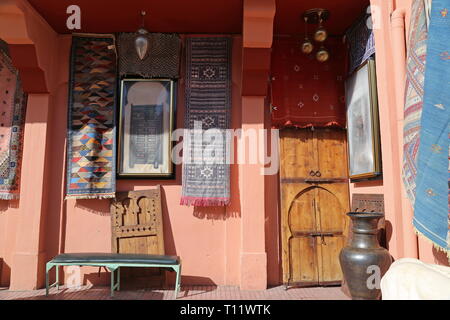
[280, 128, 350, 286]
[288, 186, 317, 233]
[281, 183, 318, 284]
[317, 236, 346, 283]
[288, 237, 318, 284]
[315, 184, 349, 234]
[315, 128, 348, 179]
[280, 129, 315, 179]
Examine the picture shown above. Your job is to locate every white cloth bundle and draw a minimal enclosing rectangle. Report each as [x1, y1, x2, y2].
[381, 258, 450, 300]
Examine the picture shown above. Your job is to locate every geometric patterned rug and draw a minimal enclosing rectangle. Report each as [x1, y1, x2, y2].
[66, 35, 117, 199]
[181, 37, 232, 207]
[403, 0, 429, 205]
[0, 44, 27, 200]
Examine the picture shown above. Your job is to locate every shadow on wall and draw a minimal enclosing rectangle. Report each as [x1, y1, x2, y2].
[0, 259, 10, 288]
[432, 248, 450, 267]
[352, 176, 383, 188]
[75, 199, 111, 216]
[160, 186, 176, 258]
[382, 219, 393, 251]
[0, 200, 19, 212]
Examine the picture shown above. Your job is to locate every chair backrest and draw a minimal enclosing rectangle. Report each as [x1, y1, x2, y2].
[110, 186, 165, 255]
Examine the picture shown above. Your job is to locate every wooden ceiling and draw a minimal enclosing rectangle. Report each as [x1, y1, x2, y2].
[27, 0, 244, 34]
[274, 0, 370, 35]
[27, 0, 369, 35]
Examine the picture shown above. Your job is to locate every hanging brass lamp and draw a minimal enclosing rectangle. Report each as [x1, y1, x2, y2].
[135, 11, 149, 60]
[314, 10, 328, 42]
[301, 16, 314, 54]
[301, 8, 330, 62]
[316, 46, 330, 62]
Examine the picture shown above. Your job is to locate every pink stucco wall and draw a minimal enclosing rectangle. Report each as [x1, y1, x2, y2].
[1, 34, 244, 287]
[45, 35, 244, 287]
[1, 0, 447, 291]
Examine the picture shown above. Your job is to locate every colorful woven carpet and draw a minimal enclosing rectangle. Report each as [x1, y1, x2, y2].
[413, 0, 450, 255]
[66, 35, 117, 199]
[403, 0, 429, 205]
[0, 44, 27, 200]
[181, 37, 232, 207]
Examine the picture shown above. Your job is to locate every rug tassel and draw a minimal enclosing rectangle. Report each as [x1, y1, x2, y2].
[65, 194, 116, 200]
[413, 226, 450, 261]
[180, 197, 230, 207]
[0, 193, 20, 200]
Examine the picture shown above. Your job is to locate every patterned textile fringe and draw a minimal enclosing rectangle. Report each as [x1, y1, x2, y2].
[414, 227, 450, 260]
[273, 121, 344, 130]
[65, 193, 116, 200]
[0, 193, 19, 200]
[180, 197, 231, 207]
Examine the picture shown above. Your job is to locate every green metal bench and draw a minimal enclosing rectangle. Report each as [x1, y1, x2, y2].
[45, 253, 181, 299]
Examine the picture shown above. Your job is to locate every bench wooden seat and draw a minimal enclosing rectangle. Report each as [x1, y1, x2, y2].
[45, 253, 182, 299]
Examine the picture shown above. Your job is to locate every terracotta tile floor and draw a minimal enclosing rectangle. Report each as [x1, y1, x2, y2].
[0, 285, 350, 300]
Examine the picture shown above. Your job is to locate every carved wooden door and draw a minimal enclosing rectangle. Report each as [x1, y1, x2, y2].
[280, 128, 350, 286]
[111, 187, 166, 288]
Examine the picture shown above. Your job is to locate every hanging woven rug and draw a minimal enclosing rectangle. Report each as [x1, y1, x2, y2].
[0, 43, 27, 200]
[66, 35, 117, 199]
[181, 37, 232, 207]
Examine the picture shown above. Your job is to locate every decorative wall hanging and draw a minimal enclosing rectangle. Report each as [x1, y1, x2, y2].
[345, 6, 376, 75]
[0, 44, 27, 200]
[66, 35, 117, 199]
[118, 79, 175, 178]
[403, 0, 428, 206]
[413, 0, 450, 255]
[117, 33, 181, 79]
[271, 37, 347, 129]
[181, 37, 232, 207]
[345, 58, 381, 180]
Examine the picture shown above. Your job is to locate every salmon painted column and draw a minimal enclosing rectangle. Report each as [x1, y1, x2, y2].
[240, 0, 275, 290]
[390, 1, 418, 259]
[369, 0, 418, 259]
[0, 0, 58, 289]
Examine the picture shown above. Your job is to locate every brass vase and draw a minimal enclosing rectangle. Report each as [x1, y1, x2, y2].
[339, 212, 392, 300]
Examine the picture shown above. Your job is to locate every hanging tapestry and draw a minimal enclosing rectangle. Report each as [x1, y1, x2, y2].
[413, 0, 450, 255]
[181, 37, 232, 207]
[66, 35, 117, 199]
[403, 0, 429, 205]
[271, 37, 347, 129]
[117, 33, 181, 78]
[0, 44, 27, 200]
[345, 7, 376, 74]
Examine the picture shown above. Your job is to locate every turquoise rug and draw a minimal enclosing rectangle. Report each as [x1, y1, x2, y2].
[413, 0, 450, 255]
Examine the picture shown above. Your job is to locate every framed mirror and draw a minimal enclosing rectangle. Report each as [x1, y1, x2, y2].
[345, 59, 382, 180]
[118, 79, 175, 178]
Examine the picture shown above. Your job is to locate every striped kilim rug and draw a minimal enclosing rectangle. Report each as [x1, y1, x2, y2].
[0, 43, 27, 200]
[413, 0, 450, 255]
[66, 35, 117, 199]
[181, 37, 232, 207]
[403, 0, 429, 205]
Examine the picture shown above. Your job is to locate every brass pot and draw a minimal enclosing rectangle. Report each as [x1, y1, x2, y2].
[339, 212, 392, 300]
